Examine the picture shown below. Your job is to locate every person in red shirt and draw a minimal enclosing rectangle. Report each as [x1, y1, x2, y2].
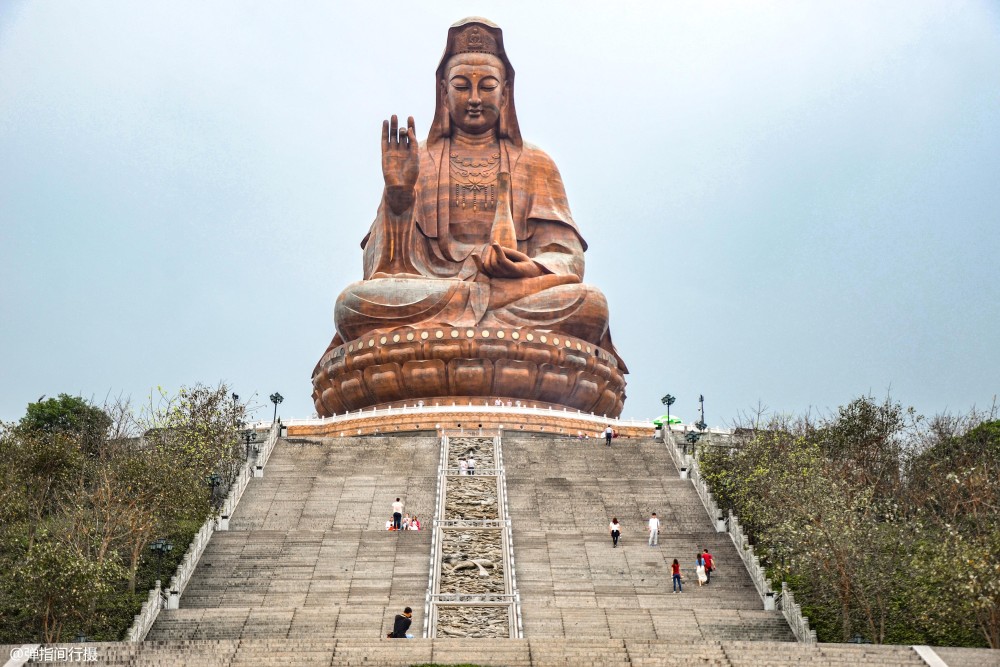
[671, 559, 683, 593]
[702, 549, 714, 584]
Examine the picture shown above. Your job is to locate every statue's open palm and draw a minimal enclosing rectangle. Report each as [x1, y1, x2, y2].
[382, 115, 419, 213]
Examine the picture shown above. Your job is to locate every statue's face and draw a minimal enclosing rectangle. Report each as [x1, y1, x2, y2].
[442, 53, 507, 136]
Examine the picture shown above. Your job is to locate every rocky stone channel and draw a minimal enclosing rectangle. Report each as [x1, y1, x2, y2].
[439, 529, 505, 594]
[430, 434, 518, 638]
[444, 476, 499, 520]
[447, 436, 495, 469]
[435, 605, 510, 638]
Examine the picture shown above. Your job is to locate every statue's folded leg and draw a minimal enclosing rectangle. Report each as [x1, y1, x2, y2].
[334, 278, 487, 341]
[482, 282, 610, 346]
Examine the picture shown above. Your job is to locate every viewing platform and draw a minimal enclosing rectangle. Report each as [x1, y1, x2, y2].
[283, 403, 731, 440]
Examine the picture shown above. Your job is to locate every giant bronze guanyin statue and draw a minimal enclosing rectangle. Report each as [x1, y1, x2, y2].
[312, 18, 627, 417]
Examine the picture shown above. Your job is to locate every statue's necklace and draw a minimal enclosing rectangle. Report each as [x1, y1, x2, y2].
[449, 149, 501, 212]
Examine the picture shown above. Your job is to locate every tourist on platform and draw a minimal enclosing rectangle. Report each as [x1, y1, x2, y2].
[696, 553, 707, 586]
[459, 458, 469, 475]
[702, 548, 714, 583]
[401, 514, 411, 530]
[392, 497, 404, 530]
[467, 454, 476, 475]
[609, 517, 621, 548]
[672, 559, 683, 593]
[648, 512, 660, 546]
[410, 515, 421, 531]
[387, 607, 413, 639]
[605, 425, 614, 446]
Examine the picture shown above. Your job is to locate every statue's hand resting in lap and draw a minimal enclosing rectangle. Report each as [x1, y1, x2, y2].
[382, 115, 419, 214]
[473, 242, 545, 279]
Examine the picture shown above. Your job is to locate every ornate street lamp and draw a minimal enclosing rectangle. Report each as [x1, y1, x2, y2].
[243, 429, 258, 460]
[207, 473, 222, 507]
[149, 538, 173, 585]
[684, 429, 701, 457]
[696, 394, 707, 432]
[661, 394, 676, 438]
[270, 392, 284, 424]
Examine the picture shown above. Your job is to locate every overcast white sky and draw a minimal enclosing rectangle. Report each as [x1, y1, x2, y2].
[1, 1, 998, 426]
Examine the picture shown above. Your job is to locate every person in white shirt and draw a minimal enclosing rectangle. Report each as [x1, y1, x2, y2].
[392, 498, 404, 530]
[459, 459, 468, 475]
[609, 518, 621, 548]
[604, 425, 614, 446]
[648, 512, 660, 547]
[467, 455, 476, 475]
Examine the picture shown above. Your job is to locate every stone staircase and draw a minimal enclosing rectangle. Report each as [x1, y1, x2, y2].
[502, 434, 797, 642]
[12, 432, 999, 664]
[4, 638, 949, 665]
[147, 435, 438, 642]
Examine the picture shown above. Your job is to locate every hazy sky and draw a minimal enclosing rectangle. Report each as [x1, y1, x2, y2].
[2, 1, 998, 426]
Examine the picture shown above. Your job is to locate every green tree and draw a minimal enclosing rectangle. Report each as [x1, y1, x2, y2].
[14, 531, 124, 643]
[21, 394, 112, 459]
[905, 419, 1000, 647]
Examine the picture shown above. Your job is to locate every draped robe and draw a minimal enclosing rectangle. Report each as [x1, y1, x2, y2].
[332, 136, 624, 369]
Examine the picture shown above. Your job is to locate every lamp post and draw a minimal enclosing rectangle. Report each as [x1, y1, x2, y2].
[149, 538, 173, 585]
[696, 394, 707, 432]
[684, 429, 701, 458]
[207, 473, 221, 507]
[660, 394, 676, 440]
[243, 429, 257, 460]
[270, 392, 284, 424]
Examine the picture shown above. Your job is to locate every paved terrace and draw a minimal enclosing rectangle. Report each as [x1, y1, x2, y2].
[283, 403, 730, 439]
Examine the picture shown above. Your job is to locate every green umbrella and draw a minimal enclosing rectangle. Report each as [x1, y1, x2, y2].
[653, 414, 683, 427]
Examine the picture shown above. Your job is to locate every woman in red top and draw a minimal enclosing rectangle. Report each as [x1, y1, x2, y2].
[671, 559, 682, 593]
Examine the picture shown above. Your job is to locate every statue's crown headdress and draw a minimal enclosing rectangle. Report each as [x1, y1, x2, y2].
[429, 17, 521, 147]
[453, 24, 499, 56]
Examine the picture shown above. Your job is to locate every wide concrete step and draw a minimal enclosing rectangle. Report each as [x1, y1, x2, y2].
[5, 638, 959, 666]
[147, 605, 423, 641]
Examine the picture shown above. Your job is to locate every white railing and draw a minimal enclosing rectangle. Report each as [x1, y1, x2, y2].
[687, 453, 724, 528]
[663, 432, 817, 643]
[779, 582, 816, 643]
[126, 421, 280, 642]
[283, 405, 734, 437]
[125, 582, 162, 642]
[424, 434, 449, 638]
[495, 434, 523, 638]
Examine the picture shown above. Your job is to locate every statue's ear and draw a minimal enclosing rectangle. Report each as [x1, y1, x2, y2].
[438, 78, 451, 136]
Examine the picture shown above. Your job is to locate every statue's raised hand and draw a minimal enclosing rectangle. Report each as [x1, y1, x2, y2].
[382, 115, 419, 214]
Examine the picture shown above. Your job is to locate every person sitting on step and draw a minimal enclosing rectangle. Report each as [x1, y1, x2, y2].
[387, 607, 413, 639]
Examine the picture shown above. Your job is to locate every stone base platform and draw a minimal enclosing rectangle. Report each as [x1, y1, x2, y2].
[311, 325, 626, 418]
[286, 403, 655, 439]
